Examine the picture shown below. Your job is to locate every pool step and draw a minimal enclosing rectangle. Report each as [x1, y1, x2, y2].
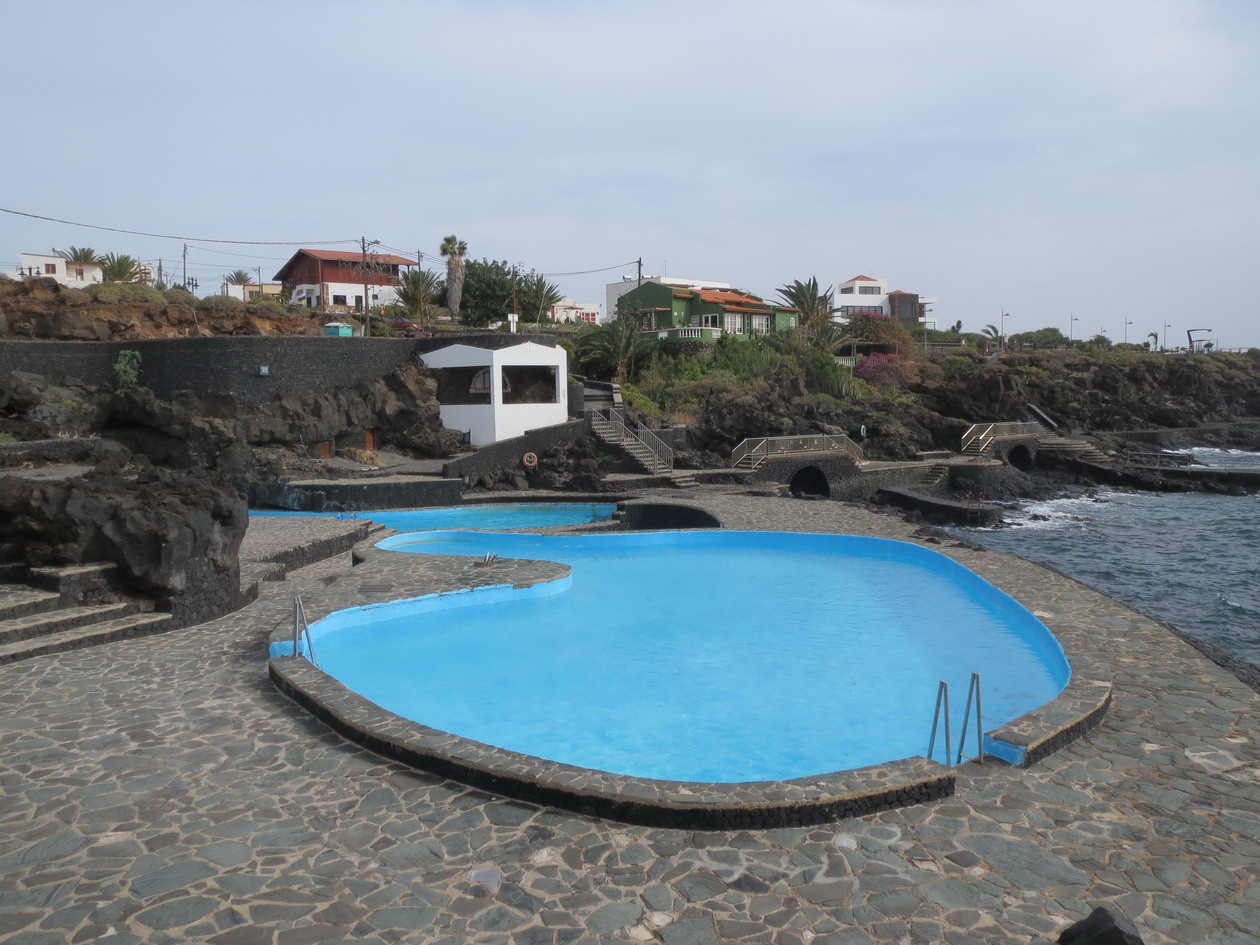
[0, 612, 174, 665]
[27, 562, 120, 602]
[0, 602, 139, 647]
[670, 472, 699, 489]
[920, 464, 949, 486]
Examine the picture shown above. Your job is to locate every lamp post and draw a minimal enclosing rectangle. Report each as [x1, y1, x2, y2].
[1000, 310, 1009, 349]
[1124, 319, 1132, 344]
[1162, 321, 1171, 350]
[1069, 313, 1079, 341]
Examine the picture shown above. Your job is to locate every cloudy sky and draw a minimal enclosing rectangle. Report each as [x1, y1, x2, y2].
[3, 0, 1257, 347]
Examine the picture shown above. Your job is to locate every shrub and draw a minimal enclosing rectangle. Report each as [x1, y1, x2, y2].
[248, 299, 287, 317]
[87, 283, 165, 304]
[854, 353, 902, 389]
[113, 350, 141, 390]
[164, 287, 196, 305]
[196, 294, 247, 314]
[620, 384, 662, 420]
[939, 355, 983, 382]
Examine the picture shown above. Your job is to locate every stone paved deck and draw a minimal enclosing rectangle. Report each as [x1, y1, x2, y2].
[1, 493, 1257, 944]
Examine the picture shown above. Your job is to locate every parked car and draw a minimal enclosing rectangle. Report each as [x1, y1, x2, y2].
[390, 320, 421, 331]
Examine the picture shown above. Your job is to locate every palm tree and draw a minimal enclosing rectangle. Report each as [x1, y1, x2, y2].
[776, 277, 833, 328]
[98, 253, 147, 283]
[440, 235, 468, 318]
[395, 269, 441, 327]
[54, 246, 101, 263]
[576, 317, 656, 381]
[225, 270, 253, 285]
[519, 274, 563, 324]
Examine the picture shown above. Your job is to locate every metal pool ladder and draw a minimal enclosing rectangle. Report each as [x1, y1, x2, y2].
[292, 595, 318, 667]
[927, 673, 985, 765]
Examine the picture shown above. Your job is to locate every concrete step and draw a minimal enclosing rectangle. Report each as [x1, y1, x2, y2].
[0, 586, 62, 622]
[0, 612, 174, 665]
[670, 475, 699, 489]
[0, 602, 137, 647]
[27, 562, 118, 600]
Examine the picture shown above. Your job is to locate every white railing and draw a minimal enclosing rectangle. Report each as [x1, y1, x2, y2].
[960, 421, 1041, 454]
[730, 434, 864, 470]
[587, 407, 674, 473]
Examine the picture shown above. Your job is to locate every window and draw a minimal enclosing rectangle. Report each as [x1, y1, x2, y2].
[724, 313, 743, 334]
[75, 267, 84, 280]
[839, 286, 854, 294]
[752, 315, 770, 333]
[44, 263, 57, 274]
[332, 294, 347, 306]
[354, 295, 363, 311]
[502, 365, 557, 404]
[859, 285, 881, 295]
[702, 313, 721, 328]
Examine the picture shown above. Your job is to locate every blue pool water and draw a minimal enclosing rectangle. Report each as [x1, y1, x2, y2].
[300, 529, 1069, 782]
[251, 502, 617, 531]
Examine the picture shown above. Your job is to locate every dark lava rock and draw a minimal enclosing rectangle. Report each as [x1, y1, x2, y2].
[0, 465, 248, 626]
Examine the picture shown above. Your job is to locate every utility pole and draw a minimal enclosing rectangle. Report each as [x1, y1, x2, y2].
[157, 259, 163, 287]
[636, 257, 642, 288]
[359, 236, 381, 336]
[182, 243, 188, 290]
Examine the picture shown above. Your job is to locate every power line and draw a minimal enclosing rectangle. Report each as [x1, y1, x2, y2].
[542, 259, 641, 277]
[0, 206, 357, 246]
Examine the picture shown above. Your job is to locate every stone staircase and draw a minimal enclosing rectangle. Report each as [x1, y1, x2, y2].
[0, 563, 170, 665]
[920, 464, 949, 486]
[1036, 435, 1113, 463]
[588, 410, 673, 475]
[669, 472, 699, 489]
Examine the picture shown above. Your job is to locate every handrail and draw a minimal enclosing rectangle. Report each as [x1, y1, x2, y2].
[928, 674, 985, 766]
[927, 680, 952, 764]
[960, 421, 1041, 454]
[586, 406, 674, 473]
[729, 434, 864, 469]
[956, 672, 984, 764]
[292, 595, 317, 667]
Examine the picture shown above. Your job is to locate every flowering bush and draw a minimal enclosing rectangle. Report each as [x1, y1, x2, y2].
[854, 353, 902, 388]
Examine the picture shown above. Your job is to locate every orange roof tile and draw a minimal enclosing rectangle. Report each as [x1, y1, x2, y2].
[845, 274, 878, 282]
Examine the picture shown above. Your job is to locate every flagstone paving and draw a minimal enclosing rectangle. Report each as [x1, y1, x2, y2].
[0, 493, 1257, 944]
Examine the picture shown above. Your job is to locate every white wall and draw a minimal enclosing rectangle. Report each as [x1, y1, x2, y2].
[289, 280, 400, 309]
[9, 253, 103, 288]
[420, 342, 569, 446]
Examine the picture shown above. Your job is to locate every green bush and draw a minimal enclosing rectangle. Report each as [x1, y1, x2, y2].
[939, 356, 983, 382]
[87, 283, 165, 304]
[164, 287, 196, 305]
[620, 384, 662, 420]
[113, 350, 141, 390]
[196, 294, 247, 314]
[249, 299, 287, 317]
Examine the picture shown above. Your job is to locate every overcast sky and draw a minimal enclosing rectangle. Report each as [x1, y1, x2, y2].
[3, 0, 1257, 348]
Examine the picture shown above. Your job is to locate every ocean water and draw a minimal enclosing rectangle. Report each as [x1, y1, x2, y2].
[954, 448, 1260, 667]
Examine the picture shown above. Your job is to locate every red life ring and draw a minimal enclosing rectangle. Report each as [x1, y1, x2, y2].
[522, 451, 539, 468]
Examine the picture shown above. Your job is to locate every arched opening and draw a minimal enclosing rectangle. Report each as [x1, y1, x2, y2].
[789, 466, 830, 499]
[1008, 444, 1034, 471]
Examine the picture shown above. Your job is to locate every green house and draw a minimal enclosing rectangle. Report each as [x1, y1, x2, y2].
[616, 283, 798, 341]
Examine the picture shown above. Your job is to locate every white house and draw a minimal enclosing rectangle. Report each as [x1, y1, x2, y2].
[605, 275, 731, 323]
[5, 253, 103, 288]
[419, 341, 569, 447]
[273, 249, 413, 312]
[548, 297, 600, 324]
[221, 282, 284, 302]
[833, 274, 936, 326]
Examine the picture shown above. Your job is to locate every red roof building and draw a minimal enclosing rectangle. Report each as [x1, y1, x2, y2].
[273, 249, 415, 312]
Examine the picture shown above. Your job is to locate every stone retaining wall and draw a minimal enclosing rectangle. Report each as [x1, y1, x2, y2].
[0, 333, 559, 404]
[441, 419, 590, 483]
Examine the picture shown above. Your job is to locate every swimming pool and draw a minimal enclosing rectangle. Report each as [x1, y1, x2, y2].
[251, 502, 617, 531]
[295, 529, 1070, 782]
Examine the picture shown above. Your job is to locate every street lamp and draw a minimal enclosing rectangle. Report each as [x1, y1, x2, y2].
[1162, 321, 1171, 350]
[1000, 310, 1010, 348]
[1124, 319, 1133, 344]
[1069, 313, 1079, 341]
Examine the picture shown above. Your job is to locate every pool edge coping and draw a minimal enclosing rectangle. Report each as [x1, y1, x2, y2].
[264, 516, 1114, 827]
